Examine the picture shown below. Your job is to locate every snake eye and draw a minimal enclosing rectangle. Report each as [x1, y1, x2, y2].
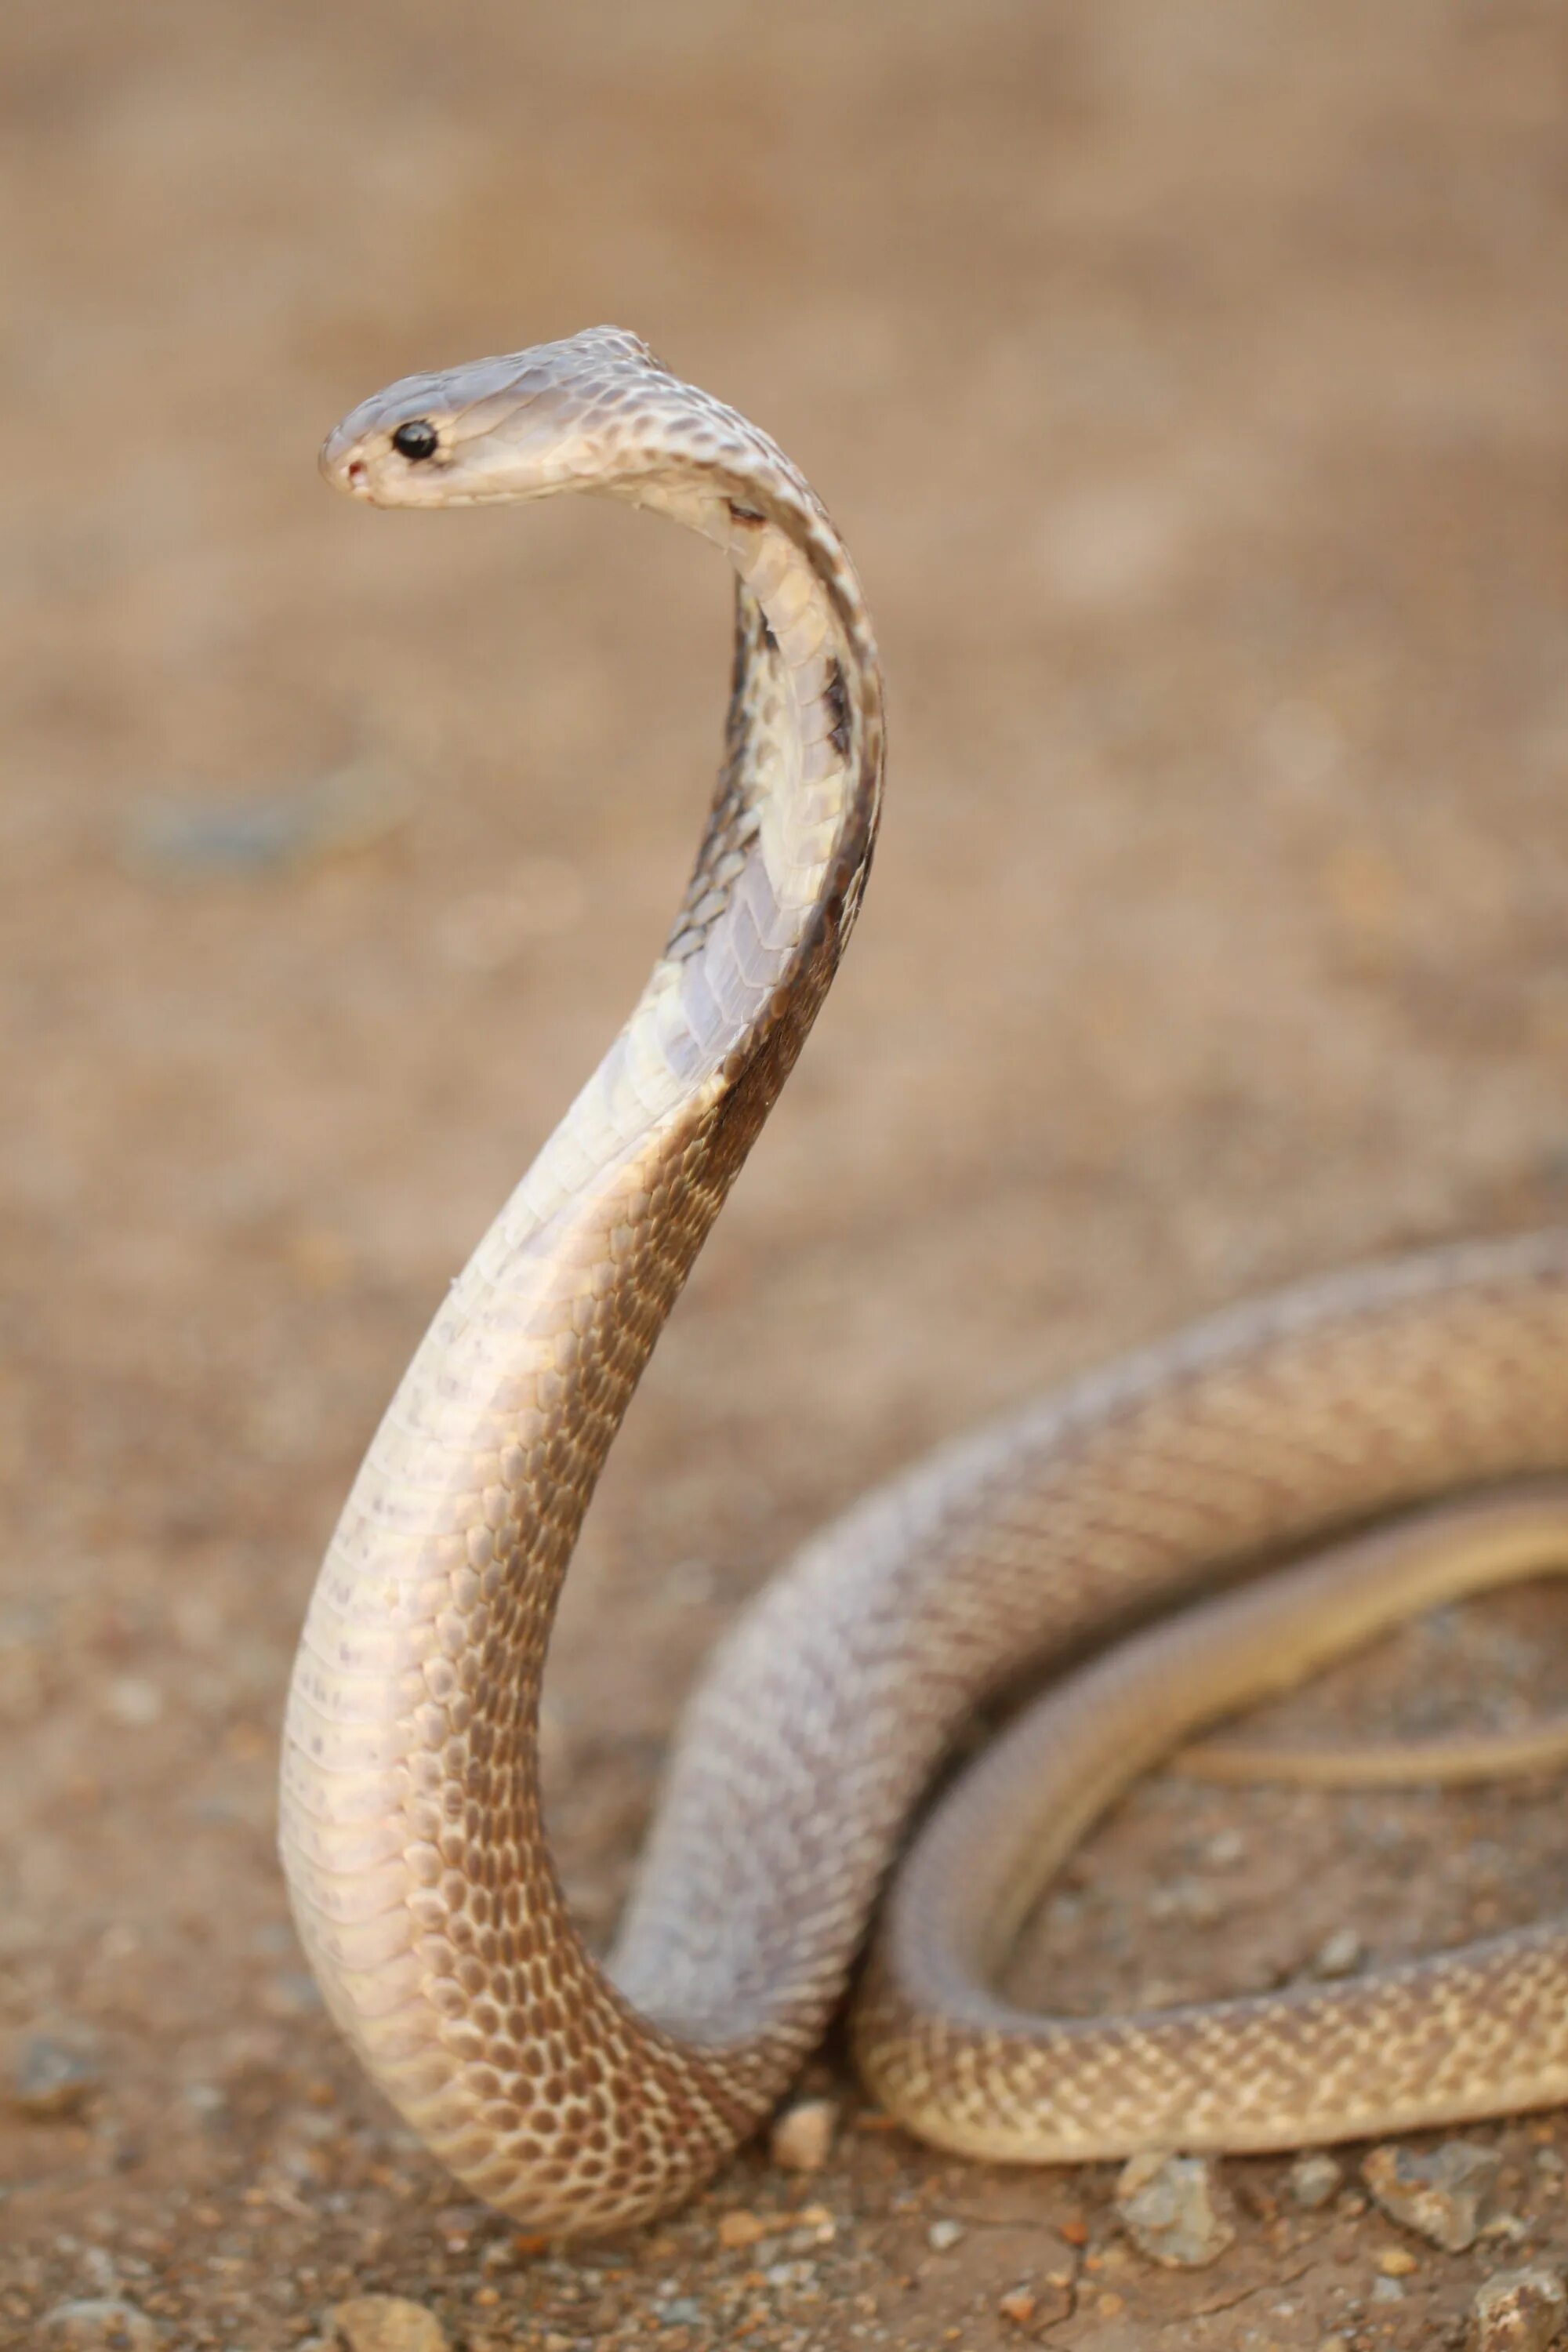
[391, 419, 440, 463]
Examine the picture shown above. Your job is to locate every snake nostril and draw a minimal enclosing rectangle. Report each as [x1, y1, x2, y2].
[347, 459, 367, 488]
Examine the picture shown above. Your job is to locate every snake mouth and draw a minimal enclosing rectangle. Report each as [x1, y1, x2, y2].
[318, 417, 376, 497]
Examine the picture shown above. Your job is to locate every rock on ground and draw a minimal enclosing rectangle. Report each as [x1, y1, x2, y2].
[323, 2296, 450, 2352]
[1290, 2152, 1345, 2210]
[1116, 2151, 1236, 2267]
[41, 2303, 159, 2351]
[1469, 2266, 1567, 2352]
[1362, 2141, 1504, 2252]
[9, 2035, 103, 2120]
[770, 2096, 839, 2172]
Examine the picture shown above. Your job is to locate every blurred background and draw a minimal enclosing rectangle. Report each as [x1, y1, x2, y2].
[4, 3, 1566, 2347]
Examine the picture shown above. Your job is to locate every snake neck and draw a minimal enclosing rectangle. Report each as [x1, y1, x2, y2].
[281, 470, 883, 2222]
[455, 476, 884, 1676]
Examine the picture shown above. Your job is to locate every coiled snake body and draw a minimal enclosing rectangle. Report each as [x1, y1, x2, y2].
[281, 328, 1568, 2235]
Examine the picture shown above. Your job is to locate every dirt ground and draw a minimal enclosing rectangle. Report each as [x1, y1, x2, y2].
[5, 2, 1568, 2347]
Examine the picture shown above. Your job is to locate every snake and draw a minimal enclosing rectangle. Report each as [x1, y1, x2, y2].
[279, 325, 1568, 2237]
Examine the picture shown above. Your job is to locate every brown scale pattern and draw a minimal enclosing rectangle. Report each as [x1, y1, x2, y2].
[665, 584, 779, 966]
[285, 330, 1568, 2236]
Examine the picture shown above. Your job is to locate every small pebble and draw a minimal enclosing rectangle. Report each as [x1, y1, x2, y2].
[652, 2298, 702, 2327]
[1363, 2140, 1503, 2252]
[1116, 2151, 1236, 2267]
[770, 2096, 838, 2172]
[325, 2296, 449, 2352]
[41, 2303, 158, 2351]
[1372, 2274, 1407, 2303]
[9, 2035, 103, 2119]
[997, 2285, 1039, 2325]
[1469, 2265, 1567, 2352]
[1378, 2245, 1418, 2276]
[797, 2201, 836, 2244]
[104, 1677, 162, 1728]
[1145, 1875, 1225, 1922]
[717, 2209, 768, 2249]
[1312, 1927, 1364, 1978]
[1290, 2152, 1344, 2210]
[927, 2218, 964, 2251]
[764, 2261, 815, 2291]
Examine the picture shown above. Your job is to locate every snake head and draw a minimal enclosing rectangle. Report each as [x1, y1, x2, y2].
[318, 326, 690, 510]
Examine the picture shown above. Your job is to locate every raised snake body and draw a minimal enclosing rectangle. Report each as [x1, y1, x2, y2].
[280, 328, 1568, 2235]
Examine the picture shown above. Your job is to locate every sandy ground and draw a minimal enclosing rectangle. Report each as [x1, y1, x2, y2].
[5, 2, 1568, 2347]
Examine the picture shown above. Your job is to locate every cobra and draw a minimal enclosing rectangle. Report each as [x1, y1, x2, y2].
[281, 325, 1568, 2236]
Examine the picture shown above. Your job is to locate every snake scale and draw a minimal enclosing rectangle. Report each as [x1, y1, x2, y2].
[279, 327, 1568, 2236]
